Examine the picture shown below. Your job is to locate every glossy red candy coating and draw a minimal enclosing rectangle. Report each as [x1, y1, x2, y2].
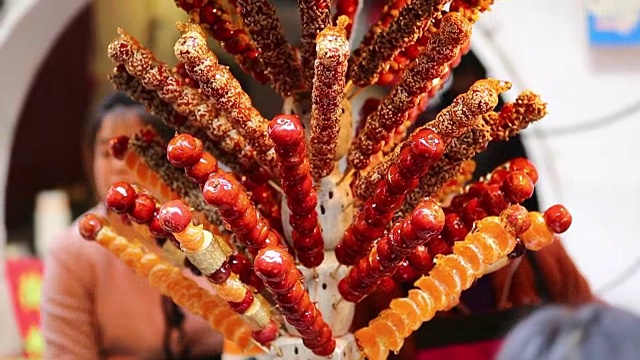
[130, 193, 157, 224]
[268, 114, 305, 146]
[206, 261, 231, 284]
[157, 200, 192, 233]
[228, 289, 254, 313]
[79, 214, 103, 240]
[251, 319, 279, 345]
[149, 214, 171, 238]
[544, 204, 572, 234]
[509, 157, 539, 184]
[185, 152, 218, 184]
[167, 133, 204, 168]
[105, 182, 136, 214]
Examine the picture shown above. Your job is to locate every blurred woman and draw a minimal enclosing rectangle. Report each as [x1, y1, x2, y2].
[41, 92, 223, 359]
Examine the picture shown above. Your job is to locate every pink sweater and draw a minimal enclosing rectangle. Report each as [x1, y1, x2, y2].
[41, 211, 223, 359]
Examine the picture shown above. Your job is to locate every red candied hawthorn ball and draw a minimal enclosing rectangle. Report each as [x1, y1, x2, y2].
[157, 200, 193, 233]
[544, 205, 572, 234]
[79, 214, 103, 240]
[185, 152, 218, 184]
[105, 182, 136, 214]
[167, 133, 204, 168]
[501, 171, 535, 204]
[129, 193, 157, 224]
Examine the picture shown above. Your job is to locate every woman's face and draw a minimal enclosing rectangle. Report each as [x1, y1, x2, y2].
[93, 108, 144, 199]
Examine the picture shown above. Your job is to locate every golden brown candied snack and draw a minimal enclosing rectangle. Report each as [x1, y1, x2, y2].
[297, 0, 332, 89]
[235, 0, 302, 97]
[309, 17, 351, 180]
[174, 23, 277, 171]
[348, 13, 473, 171]
[349, 0, 449, 87]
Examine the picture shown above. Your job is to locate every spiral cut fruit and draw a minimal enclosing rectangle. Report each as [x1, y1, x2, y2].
[77, 214, 260, 353]
[268, 115, 324, 267]
[355, 205, 531, 359]
[254, 247, 336, 356]
[157, 200, 277, 345]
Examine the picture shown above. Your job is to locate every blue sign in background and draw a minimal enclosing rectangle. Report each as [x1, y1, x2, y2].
[588, 12, 640, 46]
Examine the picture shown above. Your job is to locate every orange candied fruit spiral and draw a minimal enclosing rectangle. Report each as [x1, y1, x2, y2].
[77, 214, 259, 352]
[355, 205, 531, 360]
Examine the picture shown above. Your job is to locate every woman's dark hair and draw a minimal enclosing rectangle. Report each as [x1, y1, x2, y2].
[497, 303, 640, 360]
[84, 92, 161, 155]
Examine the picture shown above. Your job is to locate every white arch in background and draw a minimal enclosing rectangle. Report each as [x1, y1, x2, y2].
[0, 0, 90, 354]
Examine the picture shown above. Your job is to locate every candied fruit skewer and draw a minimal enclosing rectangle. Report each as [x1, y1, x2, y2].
[386, 0, 495, 87]
[156, 200, 278, 346]
[333, 0, 360, 38]
[401, 121, 492, 216]
[521, 205, 573, 251]
[354, 78, 508, 201]
[173, 0, 269, 84]
[338, 198, 445, 303]
[335, 129, 445, 266]
[234, 0, 303, 97]
[309, 18, 350, 180]
[108, 66, 253, 173]
[254, 247, 336, 356]
[128, 129, 222, 227]
[354, 205, 532, 359]
[174, 23, 277, 171]
[109, 135, 181, 204]
[297, 0, 332, 89]
[483, 90, 548, 141]
[108, 32, 259, 172]
[450, 0, 496, 25]
[77, 214, 261, 353]
[400, 91, 546, 214]
[268, 115, 324, 268]
[348, 13, 473, 171]
[203, 172, 285, 256]
[433, 159, 475, 203]
[165, 132, 284, 246]
[349, 0, 449, 87]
